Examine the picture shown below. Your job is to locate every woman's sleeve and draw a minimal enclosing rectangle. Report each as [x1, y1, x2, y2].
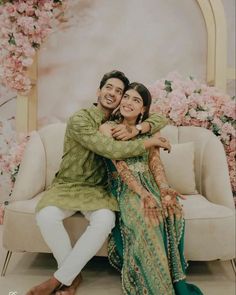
[149, 148, 184, 217]
[114, 161, 145, 196]
[148, 147, 169, 193]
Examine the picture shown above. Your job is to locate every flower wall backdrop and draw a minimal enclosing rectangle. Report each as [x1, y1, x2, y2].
[0, 0, 67, 93]
[149, 72, 236, 196]
[0, 116, 29, 224]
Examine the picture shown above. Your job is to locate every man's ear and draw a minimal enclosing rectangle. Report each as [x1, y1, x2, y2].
[96, 88, 101, 98]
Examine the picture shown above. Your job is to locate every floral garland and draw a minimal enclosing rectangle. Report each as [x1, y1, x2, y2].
[148, 72, 236, 197]
[0, 0, 67, 93]
[0, 117, 29, 224]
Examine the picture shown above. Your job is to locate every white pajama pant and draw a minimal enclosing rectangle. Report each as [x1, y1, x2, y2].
[36, 206, 115, 286]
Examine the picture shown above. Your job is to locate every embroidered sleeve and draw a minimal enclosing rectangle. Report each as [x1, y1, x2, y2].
[145, 113, 169, 134]
[115, 161, 145, 196]
[148, 147, 183, 218]
[67, 111, 146, 160]
[148, 147, 169, 193]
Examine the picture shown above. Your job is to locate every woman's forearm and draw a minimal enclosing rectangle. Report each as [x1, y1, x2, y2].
[115, 161, 146, 196]
[148, 147, 169, 189]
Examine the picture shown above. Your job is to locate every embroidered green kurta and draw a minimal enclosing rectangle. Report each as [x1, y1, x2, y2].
[36, 105, 168, 212]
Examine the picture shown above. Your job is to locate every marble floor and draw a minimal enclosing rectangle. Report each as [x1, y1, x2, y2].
[0, 226, 235, 295]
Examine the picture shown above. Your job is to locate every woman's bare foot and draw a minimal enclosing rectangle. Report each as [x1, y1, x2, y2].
[26, 276, 61, 295]
[55, 273, 83, 295]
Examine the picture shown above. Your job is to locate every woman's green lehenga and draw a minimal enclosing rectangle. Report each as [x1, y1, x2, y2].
[105, 153, 203, 295]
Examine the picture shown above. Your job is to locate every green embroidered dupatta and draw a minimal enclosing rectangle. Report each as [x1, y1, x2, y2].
[105, 157, 204, 295]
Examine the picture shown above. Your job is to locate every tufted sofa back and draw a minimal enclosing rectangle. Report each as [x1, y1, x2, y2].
[34, 123, 233, 209]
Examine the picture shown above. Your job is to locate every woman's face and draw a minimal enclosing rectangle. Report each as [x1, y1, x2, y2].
[120, 89, 145, 120]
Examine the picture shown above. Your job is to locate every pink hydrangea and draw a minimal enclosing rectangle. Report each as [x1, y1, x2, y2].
[148, 72, 236, 197]
[0, 117, 29, 220]
[0, 0, 68, 93]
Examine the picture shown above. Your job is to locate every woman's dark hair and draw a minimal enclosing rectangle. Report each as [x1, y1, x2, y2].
[127, 82, 152, 123]
[99, 70, 130, 93]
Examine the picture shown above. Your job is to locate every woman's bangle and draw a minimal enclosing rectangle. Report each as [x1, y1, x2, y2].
[159, 183, 169, 189]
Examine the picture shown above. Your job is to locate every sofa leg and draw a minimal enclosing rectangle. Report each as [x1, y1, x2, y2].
[1, 250, 12, 277]
[230, 259, 236, 275]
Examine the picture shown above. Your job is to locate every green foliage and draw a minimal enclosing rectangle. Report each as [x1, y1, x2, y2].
[164, 80, 172, 93]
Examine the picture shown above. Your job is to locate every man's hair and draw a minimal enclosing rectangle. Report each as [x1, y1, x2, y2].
[99, 70, 130, 93]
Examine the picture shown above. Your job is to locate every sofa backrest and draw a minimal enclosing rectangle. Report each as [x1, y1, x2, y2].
[39, 123, 66, 187]
[161, 125, 233, 208]
[161, 125, 215, 194]
[37, 123, 232, 207]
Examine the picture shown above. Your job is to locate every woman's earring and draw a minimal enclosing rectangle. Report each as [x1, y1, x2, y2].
[138, 113, 143, 124]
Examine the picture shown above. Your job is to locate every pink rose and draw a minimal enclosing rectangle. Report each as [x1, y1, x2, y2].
[21, 57, 33, 67]
[5, 3, 16, 16]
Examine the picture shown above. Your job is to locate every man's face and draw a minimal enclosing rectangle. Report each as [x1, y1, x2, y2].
[97, 78, 125, 111]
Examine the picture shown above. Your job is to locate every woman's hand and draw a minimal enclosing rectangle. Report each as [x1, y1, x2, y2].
[159, 187, 185, 217]
[111, 124, 138, 140]
[140, 190, 162, 226]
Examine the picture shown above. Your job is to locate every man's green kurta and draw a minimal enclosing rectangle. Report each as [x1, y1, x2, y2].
[36, 105, 168, 212]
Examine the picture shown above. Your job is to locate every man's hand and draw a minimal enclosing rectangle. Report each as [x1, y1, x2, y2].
[151, 133, 171, 152]
[111, 124, 138, 140]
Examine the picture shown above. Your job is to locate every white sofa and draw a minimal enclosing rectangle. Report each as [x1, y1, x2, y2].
[1, 123, 235, 276]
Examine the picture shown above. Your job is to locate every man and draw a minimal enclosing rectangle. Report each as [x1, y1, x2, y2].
[27, 70, 169, 295]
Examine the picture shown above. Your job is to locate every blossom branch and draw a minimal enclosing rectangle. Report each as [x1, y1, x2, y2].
[0, 96, 17, 108]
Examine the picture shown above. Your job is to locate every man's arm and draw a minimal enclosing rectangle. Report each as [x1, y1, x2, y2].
[112, 113, 168, 140]
[144, 113, 169, 134]
[67, 111, 147, 160]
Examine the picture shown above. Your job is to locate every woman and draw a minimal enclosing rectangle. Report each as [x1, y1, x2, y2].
[99, 82, 203, 295]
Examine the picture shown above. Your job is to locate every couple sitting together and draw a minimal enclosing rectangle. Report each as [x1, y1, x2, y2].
[27, 70, 203, 295]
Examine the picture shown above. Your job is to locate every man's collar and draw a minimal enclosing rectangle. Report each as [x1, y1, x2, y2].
[90, 104, 106, 123]
[91, 103, 113, 123]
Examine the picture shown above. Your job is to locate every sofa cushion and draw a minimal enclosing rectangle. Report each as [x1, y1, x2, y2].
[179, 195, 234, 219]
[11, 131, 46, 201]
[161, 142, 197, 195]
[8, 192, 233, 221]
[179, 195, 235, 260]
[4, 193, 235, 260]
[4, 192, 107, 255]
[7, 192, 45, 213]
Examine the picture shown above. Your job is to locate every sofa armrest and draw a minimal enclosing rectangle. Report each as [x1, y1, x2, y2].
[201, 135, 234, 210]
[11, 131, 46, 202]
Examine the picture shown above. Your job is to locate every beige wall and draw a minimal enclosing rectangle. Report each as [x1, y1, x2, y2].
[223, 0, 235, 95]
[38, 0, 208, 122]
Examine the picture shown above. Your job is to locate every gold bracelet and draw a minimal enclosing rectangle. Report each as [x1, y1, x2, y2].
[159, 183, 169, 189]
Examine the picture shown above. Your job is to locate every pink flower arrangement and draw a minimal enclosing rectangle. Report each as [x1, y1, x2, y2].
[0, 0, 67, 93]
[0, 118, 29, 224]
[148, 72, 236, 198]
